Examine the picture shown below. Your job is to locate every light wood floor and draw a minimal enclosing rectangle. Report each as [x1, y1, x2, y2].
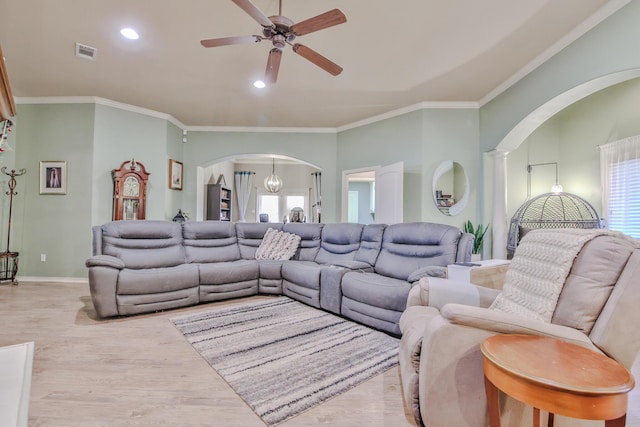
[1, 282, 638, 427]
[1, 282, 416, 427]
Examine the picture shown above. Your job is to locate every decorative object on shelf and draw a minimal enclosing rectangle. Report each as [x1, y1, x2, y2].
[0, 166, 26, 285]
[507, 192, 603, 257]
[264, 157, 283, 193]
[39, 160, 67, 195]
[172, 209, 187, 223]
[527, 162, 563, 197]
[169, 159, 183, 190]
[112, 159, 150, 221]
[463, 220, 490, 258]
[432, 160, 469, 216]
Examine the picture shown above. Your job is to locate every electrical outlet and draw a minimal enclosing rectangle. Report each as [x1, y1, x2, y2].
[40, 254, 46, 262]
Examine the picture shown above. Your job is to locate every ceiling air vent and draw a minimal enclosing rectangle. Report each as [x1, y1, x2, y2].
[75, 43, 97, 61]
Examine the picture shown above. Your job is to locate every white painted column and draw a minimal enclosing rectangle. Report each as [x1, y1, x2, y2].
[488, 149, 509, 259]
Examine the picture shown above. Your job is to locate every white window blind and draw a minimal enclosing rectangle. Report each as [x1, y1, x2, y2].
[600, 136, 640, 238]
[607, 158, 640, 237]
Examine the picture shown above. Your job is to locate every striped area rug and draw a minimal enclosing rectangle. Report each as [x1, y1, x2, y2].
[171, 297, 400, 426]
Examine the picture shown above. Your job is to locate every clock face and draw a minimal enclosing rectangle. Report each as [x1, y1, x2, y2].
[123, 176, 140, 197]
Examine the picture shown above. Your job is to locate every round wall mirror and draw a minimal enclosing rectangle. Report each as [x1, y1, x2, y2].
[432, 160, 469, 216]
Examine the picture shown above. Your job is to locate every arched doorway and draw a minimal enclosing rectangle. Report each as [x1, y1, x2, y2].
[195, 154, 321, 223]
[489, 70, 640, 258]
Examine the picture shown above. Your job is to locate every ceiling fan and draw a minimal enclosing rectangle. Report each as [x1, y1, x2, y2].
[200, 0, 346, 84]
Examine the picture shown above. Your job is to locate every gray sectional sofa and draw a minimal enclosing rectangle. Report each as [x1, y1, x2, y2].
[86, 220, 473, 335]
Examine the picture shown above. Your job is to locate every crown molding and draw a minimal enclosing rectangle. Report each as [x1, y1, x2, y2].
[336, 101, 479, 132]
[15, 96, 186, 130]
[185, 125, 337, 133]
[17, 96, 480, 134]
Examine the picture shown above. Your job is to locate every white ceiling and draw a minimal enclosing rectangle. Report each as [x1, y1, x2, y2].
[0, 0, 624, 129]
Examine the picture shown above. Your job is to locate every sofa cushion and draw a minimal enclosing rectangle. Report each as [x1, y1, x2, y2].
[354, 224, 385, 266]
[314, 223, 363, 265]
[490, 229, 621, 323]
[283, 223, 323, 261]
[183, 221, 240, 263]
[117, 264, 199, 295]
[374, 222, 461, 281]
[282, 260, 322, 290]
[198, 259, 259, 285]
[236, 223, 284, 259]
[341, 272, 410, 312]
[101, 220, 185, 269]
[552, 235, 634, 334]
[255, 228, 301, 260]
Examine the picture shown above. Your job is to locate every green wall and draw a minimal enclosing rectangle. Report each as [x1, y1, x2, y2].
[507, 77, 640, 222]
[14, 103, 95, 278]
[337, 111, 424, 222]
[481, 0, 640, 153]
[92, 104, 177, 225]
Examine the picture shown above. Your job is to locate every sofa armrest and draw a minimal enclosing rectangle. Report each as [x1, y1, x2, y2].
[85, 255, 123, 318]
[441, 303, 596, 349]
[329, 260, 373, 272]
[85, 255, 125, 270]
[408, 266, 446, 282]
[407, 277, 500, 309]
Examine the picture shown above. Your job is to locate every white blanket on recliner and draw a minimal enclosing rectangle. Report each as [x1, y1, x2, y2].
[489, 228, 627, 322]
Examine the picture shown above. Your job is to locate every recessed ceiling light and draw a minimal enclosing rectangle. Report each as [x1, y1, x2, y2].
[120, 28, 139, 40]
[253, 80, 266, 89]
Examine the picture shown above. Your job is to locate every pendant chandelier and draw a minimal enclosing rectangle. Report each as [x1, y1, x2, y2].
[264, 157, 283, 193]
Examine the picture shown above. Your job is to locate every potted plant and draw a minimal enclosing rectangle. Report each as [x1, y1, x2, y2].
[463, 220, 490, 261]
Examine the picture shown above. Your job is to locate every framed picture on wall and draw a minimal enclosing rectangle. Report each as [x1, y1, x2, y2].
[39, 161, 67, 195]
[169, 159, 183, 190]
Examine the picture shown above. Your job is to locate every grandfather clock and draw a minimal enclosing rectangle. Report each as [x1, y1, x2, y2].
[112, 159, 150, 221]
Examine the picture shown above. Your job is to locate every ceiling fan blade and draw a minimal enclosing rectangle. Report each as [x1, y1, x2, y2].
[265, 48, 282, 84]
[293, 43, 343, 76]
[291, 9, 346, 36]
[200, 35, 260, 48]
[231, 0, 274, 28]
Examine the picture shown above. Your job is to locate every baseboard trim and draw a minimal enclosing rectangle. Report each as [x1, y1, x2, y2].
[16, 276, 88, 284]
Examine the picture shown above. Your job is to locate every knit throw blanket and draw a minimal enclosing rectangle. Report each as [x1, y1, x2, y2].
[490, 228, 636, 322]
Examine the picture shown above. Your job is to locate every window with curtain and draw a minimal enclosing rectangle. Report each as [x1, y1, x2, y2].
[600, 135, 640, 238]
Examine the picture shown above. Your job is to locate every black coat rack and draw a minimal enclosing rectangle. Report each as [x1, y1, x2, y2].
[1, 166, 26, 284]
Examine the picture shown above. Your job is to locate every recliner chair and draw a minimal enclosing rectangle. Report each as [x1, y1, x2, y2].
[398, 228, 640, 427]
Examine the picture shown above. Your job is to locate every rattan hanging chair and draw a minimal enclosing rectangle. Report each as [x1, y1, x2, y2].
[507, 192, 603, 257]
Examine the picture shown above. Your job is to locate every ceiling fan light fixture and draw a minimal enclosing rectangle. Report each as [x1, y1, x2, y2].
[253, 80, 266, 88]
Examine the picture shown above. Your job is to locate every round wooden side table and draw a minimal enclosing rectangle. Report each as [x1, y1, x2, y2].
[481, 334, 635, 427]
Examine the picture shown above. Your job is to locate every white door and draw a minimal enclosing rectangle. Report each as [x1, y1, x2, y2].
[374, 161, 403, 224]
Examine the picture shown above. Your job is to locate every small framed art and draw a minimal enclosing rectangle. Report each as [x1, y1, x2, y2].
[39, 161, 67, 195]
[169, 159, 183, 190]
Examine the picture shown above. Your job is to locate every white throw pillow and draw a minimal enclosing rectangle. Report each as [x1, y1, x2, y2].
[255, 228, 301, 260]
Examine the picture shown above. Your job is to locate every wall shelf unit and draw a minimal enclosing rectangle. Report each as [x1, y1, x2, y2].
[207, 184, 232, 221]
